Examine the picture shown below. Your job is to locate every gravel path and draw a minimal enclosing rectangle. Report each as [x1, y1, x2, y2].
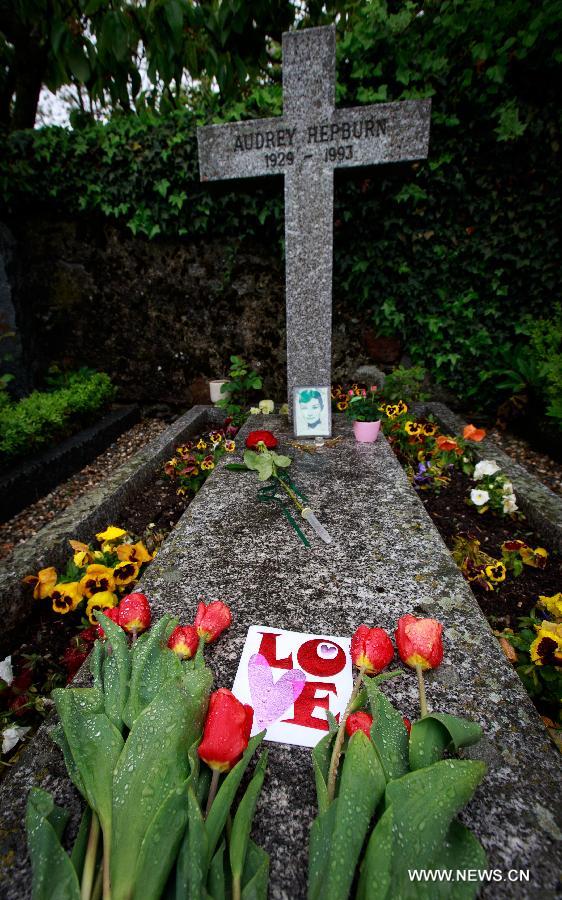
[0, 418, 169, 561]
[0, 419, 560, 563]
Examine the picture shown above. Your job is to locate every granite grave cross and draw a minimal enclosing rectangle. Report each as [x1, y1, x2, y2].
[197, 25, 431, 408]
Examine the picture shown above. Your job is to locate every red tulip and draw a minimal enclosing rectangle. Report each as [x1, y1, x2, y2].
[118, 592, 151, 635]
[395, 614, 443, 671]
[345, 711, 373, 738]
[96, 607, 121, 640]
[245, 430, 277, 450]
[194, 600, 232, 643]
[198, 689, 253, 773]
[403, 717, 412, 734]
[350, 625, 394, 675]
[168, 625, 199, 660]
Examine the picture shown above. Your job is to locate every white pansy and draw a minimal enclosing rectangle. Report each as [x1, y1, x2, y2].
[279, 403, 289, 416]
[249, 407, 260, 415]
[0, 655, 13, 686]
[470, 489, 490, 506]
[2, 725, 30, 755]
[258, 399, 275, 414]
[473, 460, 500, 481]
[503, 495, 518, 513]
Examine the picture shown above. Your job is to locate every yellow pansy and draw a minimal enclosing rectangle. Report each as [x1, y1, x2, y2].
[116, 542, 152, 564]
[484, 563, 507, 584]
[51, 582, 83, 615]
[95, 526, 127, 543]
[196, 439, 207, 450]
[86, 591, 118, 624]
[23, 566, 58, 601]
[538, 593, 562, 620]
[80, 564, 115, 598]
[74, 550, 94, 567]
[113, 561, 140, 589]
[396, 401, 408, 414]
[530, 622, 562, 666]
[404, 421, 422, 437]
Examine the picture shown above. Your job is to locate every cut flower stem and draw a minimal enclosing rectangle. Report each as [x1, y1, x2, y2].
[416, 663, 429, 718]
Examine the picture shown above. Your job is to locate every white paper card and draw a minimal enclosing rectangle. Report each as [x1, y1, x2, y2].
[231, 625, 353, 748]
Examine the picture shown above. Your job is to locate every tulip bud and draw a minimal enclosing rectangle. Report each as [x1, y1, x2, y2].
[118, 592, 151, 635]
[194, 600, 232, 643]
[403, 717, 412, 734]
[245, 430, 277, 449]
[198, 689, 253, 773]
[350, 625, 394, 675]
[345, 711, 373, 739]
[395, 614, 443, 671]
[96, 607, 121, 640]
[168, 625, 199, 660]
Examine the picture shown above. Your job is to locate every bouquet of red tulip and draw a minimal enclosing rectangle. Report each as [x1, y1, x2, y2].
[26, 596, 269, 900]
[308, 614, 488, 900]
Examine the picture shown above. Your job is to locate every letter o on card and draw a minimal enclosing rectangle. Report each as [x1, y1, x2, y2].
[297, 639, 346, 677]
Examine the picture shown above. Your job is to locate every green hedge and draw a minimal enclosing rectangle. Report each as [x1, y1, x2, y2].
[0, 370, 116, 462]
[1, 0, 560, 409]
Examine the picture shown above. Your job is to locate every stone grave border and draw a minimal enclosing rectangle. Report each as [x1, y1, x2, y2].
[0, 404, 224, 652]
[0, 404, 139, 521]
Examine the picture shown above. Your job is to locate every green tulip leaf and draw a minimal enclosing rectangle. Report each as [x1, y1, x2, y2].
[52, 687, 124, 837]
[26, 787, 81, 900]
[208, 840, 227, 900]
[50, 723, 87, 799]
[69, 806, 92, 879]
[308, 799, 338, 900]
[323, 731, 386, 900]
[122, 614, 182, 728]
[89, 640, 104, 693]
[187, 785, 210, 898]
[94, 611, 131, 732]
[311, 730, 335, 814]
[205, 731, 265, 866]
[111, 667, 212, 899]
[241, 840, 269, 900]
[132, 780, 190, 900]
[363, 676, 409, 781]
[357, 759, 487, 899]
[229, 751, 268, 884]
[409, 713, 483, 771]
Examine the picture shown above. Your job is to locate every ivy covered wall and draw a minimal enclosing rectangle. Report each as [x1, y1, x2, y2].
[1, 0, 560, 408]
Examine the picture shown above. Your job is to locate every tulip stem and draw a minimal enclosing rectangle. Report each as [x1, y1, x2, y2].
[416, 664, 428, 718]
[102, 840, 111, 900]
[91, 864, 103, 900]
[232, 873, 242, 900]
[205, 769, 221, 818]
[326, 667, 365, 804]
[81, 812, 100, 900]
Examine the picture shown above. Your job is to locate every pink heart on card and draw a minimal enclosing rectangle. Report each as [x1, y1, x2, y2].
[248, 653, 306, 729]
[319, 643, 338, 659]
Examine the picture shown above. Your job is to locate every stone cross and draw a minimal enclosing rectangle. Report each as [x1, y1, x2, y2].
[197, 25, 431, 408]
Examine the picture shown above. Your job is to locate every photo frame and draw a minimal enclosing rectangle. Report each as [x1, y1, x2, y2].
[292, 385, 332, 438]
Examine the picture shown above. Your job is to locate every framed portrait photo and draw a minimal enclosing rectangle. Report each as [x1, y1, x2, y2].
[293, 386, 332, 438]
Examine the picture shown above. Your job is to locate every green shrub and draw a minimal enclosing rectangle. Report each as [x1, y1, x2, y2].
[0, 371, 116, 462]
[528, 304, 562, 429]
[381, 365, 428, 405]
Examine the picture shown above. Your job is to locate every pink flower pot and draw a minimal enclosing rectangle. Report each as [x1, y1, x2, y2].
[353, 420, 381, 443]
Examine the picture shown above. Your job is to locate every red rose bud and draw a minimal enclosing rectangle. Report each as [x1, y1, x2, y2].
[350, 625, 394, 675]
[198, 688, 253, 773]
[245, 430, 277, 449]
[403, 717, 412, 734]
[118, 592, 151, 634]
[96, 607, 121, 640]
[395, 614, 443, 671]
[345, 711, 373, 739]
[168, 625, 199, 660]
[194, 600, 232, 643]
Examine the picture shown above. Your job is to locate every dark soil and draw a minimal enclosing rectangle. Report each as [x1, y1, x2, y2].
[419, 470, 562, 630]
[121, 475, 188, 536]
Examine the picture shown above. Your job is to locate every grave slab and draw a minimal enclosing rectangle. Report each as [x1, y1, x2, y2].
[1, 415, 560, 898]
